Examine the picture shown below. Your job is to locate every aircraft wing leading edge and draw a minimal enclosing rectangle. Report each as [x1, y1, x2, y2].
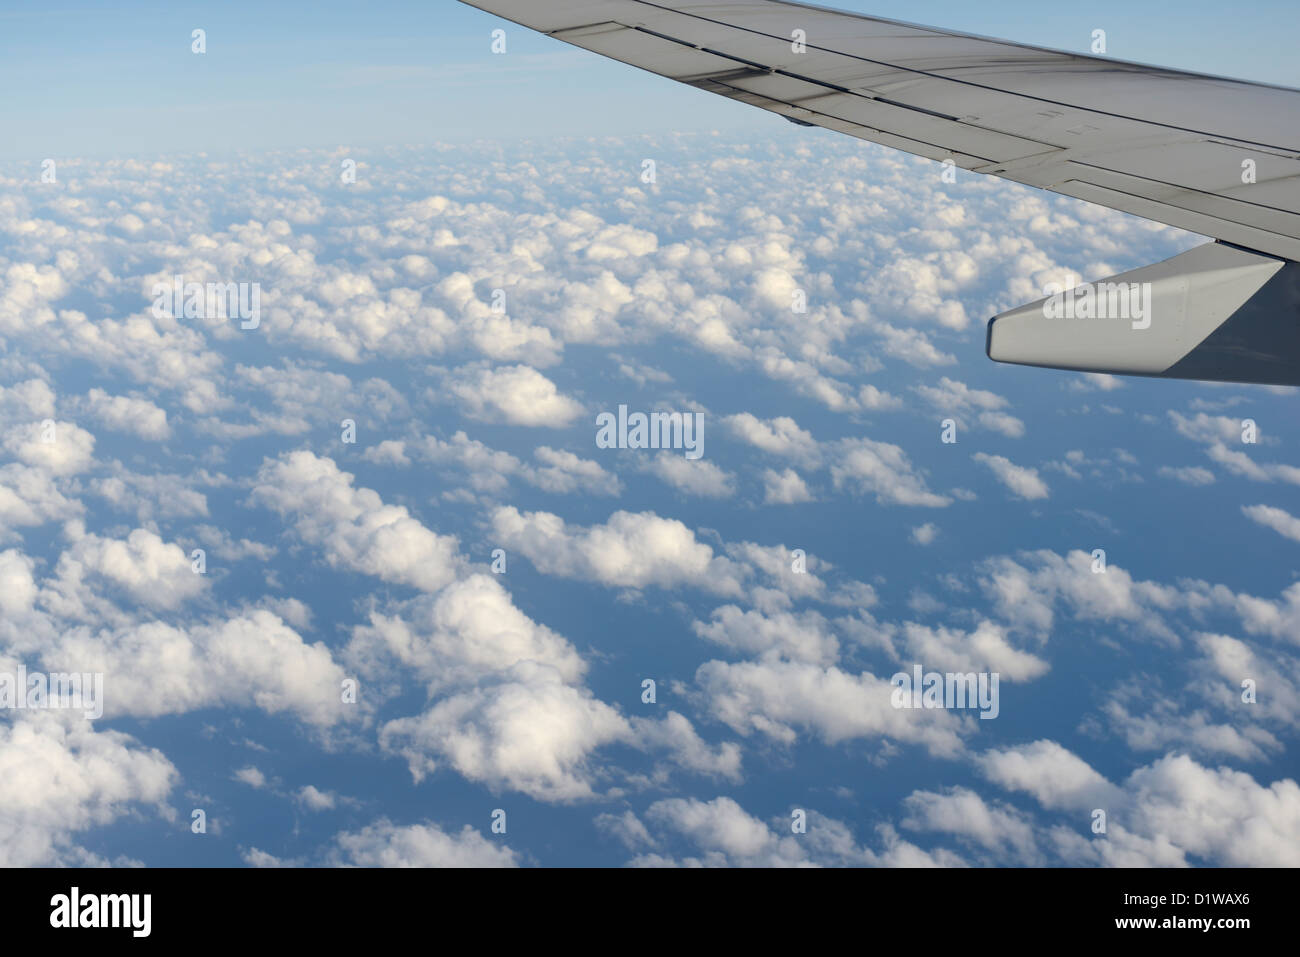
[458, 0, 1300, 386]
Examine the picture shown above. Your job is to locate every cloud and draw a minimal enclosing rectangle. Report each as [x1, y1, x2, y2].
[81, 389, 171, 440]
[896, 619, 1049, 681]
[297, 785, 337, 810]
[694, 658, 967, 756]
[646, 796, 776, 859]
[692, 605, 839, 666]
[328, 819, 520, 867]
[1242, 504, 1300, 543]
[54, 529, 207, 611]
[32, 610, 356, 727]
[446, 365, 583, 427]
[1158, 465, 1215, 486]
[761, 467, 813, 504]
[409, 432, 619, 497]
[347, 573, 587, 689]
[901, 787, 1040, 863]
[831, 438, 950, 507]
[979, 549, 1179, 639]
[0, 714, 176, 866]
[723, 413, 820, 461]
[234, 766, 267, 788]
[630, 795, 959, 867]
[0, 464, 82, 537]
[980, 741, 1300, 866]
[2, 420, 95, 476]
[490, 506, 747, 595]
[977, 740, 1122, 811]
[381, 662, 632, 802]
[0, 134, 1285, 868]
[530, 446, 621, 496]
[973, 453, 1048, 500]
[910, 523, 938, 545]
[642, 454, 734, 498]
[251, 451, 461, 592]
[857, 384, 903, 411]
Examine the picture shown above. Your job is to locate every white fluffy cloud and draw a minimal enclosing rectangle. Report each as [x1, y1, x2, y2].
[1242, 504, 1300, 543]
[628, 795, 959, 867]
[28, 610, 355, 727]
[643, 453, 735, 498]
[973, 453, 1048, 500]
[831, 438, 950, 507]
[724, 413, 820, 462]
[0, 134, 1289, 868]
[381, 663, 632, 802]
[910, 522, 938, 545]
[977, 740, 1300, 866]
[327, 819, 520, 867]
[490, 506, 747, 595]
[446, 365, 583, 427]
[251, 451, 461, 592]
[0, 715, 176, 866]
[54, 528, 207, 611]
[2, 420, 95, 476]
[348, 573, 586, 689]
[81, 389, 171, 440]
[761, 467, 813, 504]
[694, 658, 967, 756]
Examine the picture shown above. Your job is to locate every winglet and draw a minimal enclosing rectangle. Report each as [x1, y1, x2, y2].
[987, 243, 1300, 385]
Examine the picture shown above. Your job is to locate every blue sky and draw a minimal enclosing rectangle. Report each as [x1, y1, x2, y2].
[0, 2, 1298, 868]
[2, 0, 1298, 156]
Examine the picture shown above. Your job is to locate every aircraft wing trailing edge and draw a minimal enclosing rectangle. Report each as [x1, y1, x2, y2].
[458, 0, 1300, 385]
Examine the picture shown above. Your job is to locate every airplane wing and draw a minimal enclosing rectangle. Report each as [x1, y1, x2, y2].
[458, 0, 1300, 385]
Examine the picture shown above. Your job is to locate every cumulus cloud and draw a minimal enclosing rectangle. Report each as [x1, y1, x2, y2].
[31, 610, 356, 727]
[896, 619, 1049, 681]
[910, 523, 938, 545]
[490, 506, 747, 595]
[328, 819, 520, 867]
[979, 548, 1179, 639]
[1242, 504, 1300, 543]
[831, 438, 950, 507]
[348, 573, 586, 689]
[446, 365, 583, 427]
[251, 451, 461, 592]
[629, 795, 960, 867]
[80, 389, 171, 440]
[0, 133, 1285, 868]
[977, 739, 1122, 811]
[1158, 465, 1215, 486]
[761, 467, 813, 504]
[642, 454, 735, 498]
[693, 605, 839, 666]
[53, 529, 207, 611]
[409, 432, 619, 497]
[2, 420, 95, 476]
[972, 453, 1048, 500]
[694, 658, 967, 756]
[0, 715, 176, 866]
[381, 663, 632, 802]
[915, 378, 1023, 437]
[977, 740, 1300, 866]
[722, 413, 819, 460]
